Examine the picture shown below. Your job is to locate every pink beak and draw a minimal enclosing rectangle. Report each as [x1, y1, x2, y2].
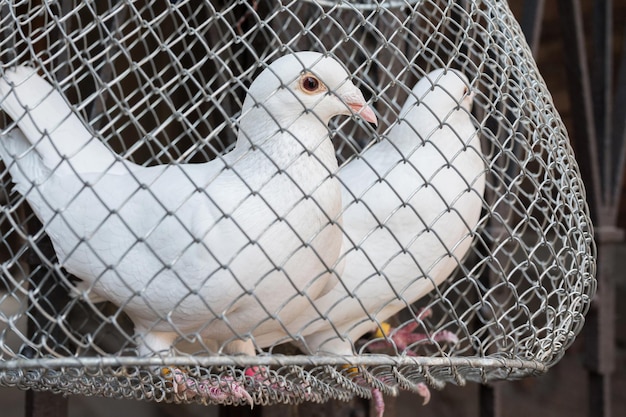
[348, 102, 378, 126]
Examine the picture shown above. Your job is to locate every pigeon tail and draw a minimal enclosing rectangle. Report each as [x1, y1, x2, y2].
[0, 129, 50, 196]
[0, 66, 123, 175]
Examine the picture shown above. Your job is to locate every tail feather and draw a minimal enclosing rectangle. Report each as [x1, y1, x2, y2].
[0, 66, 125, 175]
[0, 129, 50, 196]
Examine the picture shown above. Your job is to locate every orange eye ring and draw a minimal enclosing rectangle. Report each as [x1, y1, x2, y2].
[301, 75, 320, 92]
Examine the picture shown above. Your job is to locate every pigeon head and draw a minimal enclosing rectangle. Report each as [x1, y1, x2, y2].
[238, 52, 376, 146]
[388, 68, 475, 150]
[413, 68, 474, 122]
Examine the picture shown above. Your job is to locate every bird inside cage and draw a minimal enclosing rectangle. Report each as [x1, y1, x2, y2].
[0, 56, 485, 417]
[255, 67, 486, 413]
[0, 1, 596, 413]
[0, 51, 379, 404]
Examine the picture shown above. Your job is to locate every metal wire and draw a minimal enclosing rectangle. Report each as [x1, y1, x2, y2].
[0, 0, 595, 407]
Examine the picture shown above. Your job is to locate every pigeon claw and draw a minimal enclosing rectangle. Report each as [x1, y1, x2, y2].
[416, 382, 431, 405]
[368, 319, 458, 355]
[243, 366, 314, 402]
[432, 329, 459, 345]
[170, 368, 254, 407]
[372, 387, 385, 417]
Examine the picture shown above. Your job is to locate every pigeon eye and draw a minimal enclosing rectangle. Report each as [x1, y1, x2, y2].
[301, 75, 321, 92]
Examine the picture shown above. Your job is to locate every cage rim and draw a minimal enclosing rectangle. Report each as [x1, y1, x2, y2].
[0, 354, 547, 373]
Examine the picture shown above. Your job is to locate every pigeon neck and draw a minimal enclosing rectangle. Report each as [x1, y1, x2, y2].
[236, 109, 333, 159]
[231, 112, 339, 190]
[394, 107, 470, 151]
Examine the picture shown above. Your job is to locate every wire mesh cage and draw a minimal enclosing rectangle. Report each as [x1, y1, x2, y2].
[0, 0, 595, 409]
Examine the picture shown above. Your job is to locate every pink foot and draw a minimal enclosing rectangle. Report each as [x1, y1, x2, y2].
[359, 376, 429, 416]
[170, 368, 254, 406]
[372, 388, 385, 417]
[243, 366, 313, 401]
[416, 382, 431, 405]
[362, 309, 454, 407]
[367, 316, 458, 354]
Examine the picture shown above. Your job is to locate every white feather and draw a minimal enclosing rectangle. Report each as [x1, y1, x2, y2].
[0, 52, 376, 358]
[0, 66, 131, 175]
[254, 69, 486, 354]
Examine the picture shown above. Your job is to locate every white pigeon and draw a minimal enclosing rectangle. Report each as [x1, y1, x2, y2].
[254, 69, 485, 412]
[0, 52, 377, 404]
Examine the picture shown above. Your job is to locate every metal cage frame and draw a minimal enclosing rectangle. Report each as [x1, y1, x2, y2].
[0, 0, 596, 409]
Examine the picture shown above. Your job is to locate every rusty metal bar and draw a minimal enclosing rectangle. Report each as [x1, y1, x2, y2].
[585, 227, 620, 417]
[556, 2, 621, 417]
[610, 23, 626, 210]
[591, 0, 615, 215]
[556, 0, 602, 220]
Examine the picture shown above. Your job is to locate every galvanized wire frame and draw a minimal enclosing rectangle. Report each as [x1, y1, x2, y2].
[0, 0, 595, 407]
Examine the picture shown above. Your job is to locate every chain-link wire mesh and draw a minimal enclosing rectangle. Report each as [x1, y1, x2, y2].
[0, 0, 595, 408]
